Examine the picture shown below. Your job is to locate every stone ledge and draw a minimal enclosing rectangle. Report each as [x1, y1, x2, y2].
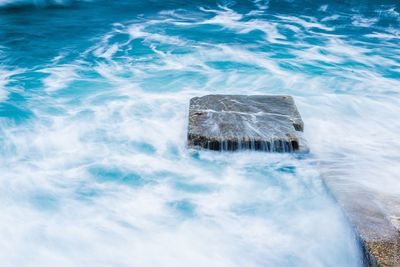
[187, 95, 307, 152]
[322, 167, 400, 267]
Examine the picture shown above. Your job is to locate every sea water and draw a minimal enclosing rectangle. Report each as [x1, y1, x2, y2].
[0, 0, 399, 266]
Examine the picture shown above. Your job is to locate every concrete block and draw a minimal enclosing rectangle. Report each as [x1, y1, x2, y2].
[187, 95, 306, 152]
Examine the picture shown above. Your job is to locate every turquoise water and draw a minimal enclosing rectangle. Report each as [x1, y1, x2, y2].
[1, 0, 399, 266]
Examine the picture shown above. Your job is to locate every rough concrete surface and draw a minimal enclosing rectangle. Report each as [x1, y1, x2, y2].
[322, 165, 400, 267]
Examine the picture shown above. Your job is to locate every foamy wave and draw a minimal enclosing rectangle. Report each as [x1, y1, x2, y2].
[351, 15, 378, 27]
[275, 15, 334, 31]
[40, 65, 82, 92]
[1, 1, 399, 266]
[0, 68, 21, 102]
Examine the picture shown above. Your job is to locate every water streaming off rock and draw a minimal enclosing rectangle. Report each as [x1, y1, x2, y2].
[0, 0, 399, 266]
[187, 95, 307, 152]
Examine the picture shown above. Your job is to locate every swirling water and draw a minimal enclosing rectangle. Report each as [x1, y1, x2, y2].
[0, 0, 399, 266]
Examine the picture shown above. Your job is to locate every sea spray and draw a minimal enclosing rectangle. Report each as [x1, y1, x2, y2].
[1, 0, 399, 266]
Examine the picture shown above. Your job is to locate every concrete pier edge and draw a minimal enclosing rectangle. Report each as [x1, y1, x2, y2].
[322, 172, 400, 267]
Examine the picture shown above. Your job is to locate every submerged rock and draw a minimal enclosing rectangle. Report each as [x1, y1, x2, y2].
[187, 95, 307, 152]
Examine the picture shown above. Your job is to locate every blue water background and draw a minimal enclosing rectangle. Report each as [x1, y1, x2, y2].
[0, 0, 399, 266]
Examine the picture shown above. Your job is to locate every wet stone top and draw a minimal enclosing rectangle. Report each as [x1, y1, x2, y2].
[187, 95, 306, 152]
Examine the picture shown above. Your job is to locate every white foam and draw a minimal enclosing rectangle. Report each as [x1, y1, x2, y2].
[321, 14, 340, 22]
[253, 0, 269, 10]
[365, 31, 400, 40]
[376, 6, 400, 18]
[275, 15, 334, 31]
[318, 4, 328, 12]
[0, 68, 20, 102]
[39, 65, 82, 93]
[188, 6, 288, 43]
[3, 3, 400, 266]
[351, 15, 378, 27]
[127, 24, 187, 46]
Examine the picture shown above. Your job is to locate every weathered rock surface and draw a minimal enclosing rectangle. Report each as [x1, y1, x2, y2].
[187, 95, 306, 152]
[322, 163, 400, 267]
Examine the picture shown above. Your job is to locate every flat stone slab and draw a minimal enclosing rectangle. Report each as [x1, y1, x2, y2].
[187, 95, 306, 152]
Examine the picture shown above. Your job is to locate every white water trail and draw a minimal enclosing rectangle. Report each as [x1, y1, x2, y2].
[2, 2, 399, 266]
